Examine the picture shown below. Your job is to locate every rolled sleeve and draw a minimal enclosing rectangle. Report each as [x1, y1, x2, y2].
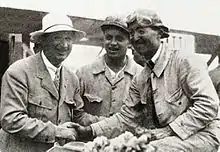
[169, 120, 192, 140]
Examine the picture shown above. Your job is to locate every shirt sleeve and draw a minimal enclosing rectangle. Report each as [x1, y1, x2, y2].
[169, 55, 219, 140]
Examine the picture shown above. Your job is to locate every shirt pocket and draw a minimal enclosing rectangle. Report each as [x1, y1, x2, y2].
[83, 93, 103, 103]
[166, 87, 183, 103]
[28, 95, 53, 120]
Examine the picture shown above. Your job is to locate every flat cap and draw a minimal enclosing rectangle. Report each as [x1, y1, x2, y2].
[101, 15, 129, 34]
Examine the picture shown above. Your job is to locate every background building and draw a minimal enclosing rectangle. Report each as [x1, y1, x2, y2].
[0, 6, 220, 97]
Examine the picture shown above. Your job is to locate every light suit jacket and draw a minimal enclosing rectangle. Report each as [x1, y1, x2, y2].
[0, 53, 99, 152]
[76, 55, 142, 117]
[91, 44, 220, 142]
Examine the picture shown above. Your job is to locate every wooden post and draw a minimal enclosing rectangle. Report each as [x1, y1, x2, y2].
[8, 34, 23, 65]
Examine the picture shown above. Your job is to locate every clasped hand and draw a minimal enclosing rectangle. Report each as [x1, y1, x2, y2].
[55, 122, 78, 145]
[56, 122, 93, 142]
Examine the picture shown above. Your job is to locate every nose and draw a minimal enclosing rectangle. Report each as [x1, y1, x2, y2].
[131, 31, 140, 41]
[59, 40, 70, 49]
[56, 40, 70, 51]
[110, 38, 117, 46]
[63, 41, 69, 47]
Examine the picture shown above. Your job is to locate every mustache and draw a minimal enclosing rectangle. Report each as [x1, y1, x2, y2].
[108, 46, 120, 51]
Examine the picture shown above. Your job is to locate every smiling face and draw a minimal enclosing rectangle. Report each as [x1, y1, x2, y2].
[129, 22, 161, 60]
[103, 27, 130, 60]
[42, 31, 76, 67]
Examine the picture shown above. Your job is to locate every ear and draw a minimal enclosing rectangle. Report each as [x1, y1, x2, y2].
[157, 31, 162, 39]
[101, 40, 106, 50]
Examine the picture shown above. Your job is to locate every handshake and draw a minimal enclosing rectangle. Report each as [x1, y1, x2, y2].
[55, 122, 92, 145]
[55, 122, 175, 146]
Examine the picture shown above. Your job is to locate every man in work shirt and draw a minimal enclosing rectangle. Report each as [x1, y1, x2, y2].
[73, 9, 220, 152]
[76, 16, 142, 118]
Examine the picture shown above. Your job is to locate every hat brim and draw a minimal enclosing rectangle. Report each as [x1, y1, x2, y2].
[30, 25, 86, 43]
[158, 25, 169, 39]
[101, 23, 129, 34]
[153, 24, 169, 39]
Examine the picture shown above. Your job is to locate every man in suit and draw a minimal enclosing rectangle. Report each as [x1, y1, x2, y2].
[0, 13, 100, 152]
[73, 9, 220, 152]
[76, 16, 142, 118]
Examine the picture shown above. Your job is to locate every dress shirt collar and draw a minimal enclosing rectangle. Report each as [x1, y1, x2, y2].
[151, 43, 162, 63]
[41, 51, 62, 80]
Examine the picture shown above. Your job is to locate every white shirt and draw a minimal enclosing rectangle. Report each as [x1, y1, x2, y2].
[41, 51, 62, 81]
[104, 59, 127, 80]
[151, 43, 163, 64]
[106, 64, 126, 79]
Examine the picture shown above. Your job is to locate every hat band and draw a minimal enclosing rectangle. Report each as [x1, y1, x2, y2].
[43, 24, 73, 32]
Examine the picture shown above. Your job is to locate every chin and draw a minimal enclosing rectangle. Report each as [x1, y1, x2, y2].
[57, 56, 67, 62]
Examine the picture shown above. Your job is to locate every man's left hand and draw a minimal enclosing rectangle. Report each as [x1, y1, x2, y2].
[69, 123, 93, 141]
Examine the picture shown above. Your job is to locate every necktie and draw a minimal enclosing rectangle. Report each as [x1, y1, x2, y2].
[146, 60, 155, 70]
[142, 70, 160, 129]
[54, 69, 60, 91]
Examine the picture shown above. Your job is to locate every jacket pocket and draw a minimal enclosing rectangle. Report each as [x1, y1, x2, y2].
[28, 96, 53, 120]
[166, 87, 183, 103]
[29, 100, 52, 110]
[83, 93, 102, 103]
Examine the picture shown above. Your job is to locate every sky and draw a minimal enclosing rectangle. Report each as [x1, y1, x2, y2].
[0, 0, 220, 35]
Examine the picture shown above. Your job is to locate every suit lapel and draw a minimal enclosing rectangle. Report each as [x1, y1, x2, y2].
[153, 44, 171, 78]
[36, 53, 59, 100]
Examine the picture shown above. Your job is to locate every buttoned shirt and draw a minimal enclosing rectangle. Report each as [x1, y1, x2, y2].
[76, 55, 143, 117]
[105, 59, 126, 81]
